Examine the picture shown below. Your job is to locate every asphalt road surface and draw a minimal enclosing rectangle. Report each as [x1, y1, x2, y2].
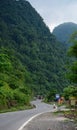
[0, 100, 54, 130]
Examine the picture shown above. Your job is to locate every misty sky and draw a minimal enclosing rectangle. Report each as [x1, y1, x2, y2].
[27, 0, 77, 32]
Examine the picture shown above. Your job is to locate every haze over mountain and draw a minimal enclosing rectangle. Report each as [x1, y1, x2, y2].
[53, 22, 77, 44]
[0, 0, 69, 109]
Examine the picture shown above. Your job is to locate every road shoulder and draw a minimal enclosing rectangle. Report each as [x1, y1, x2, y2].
[23, 112, 76, 130]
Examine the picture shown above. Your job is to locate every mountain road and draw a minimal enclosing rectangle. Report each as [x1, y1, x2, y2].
[0, 100, 54, 130]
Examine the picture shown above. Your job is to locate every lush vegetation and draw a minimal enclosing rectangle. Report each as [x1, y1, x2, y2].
[63, 34, 77, 119]
[63, 86, 77, 100]
[0, 47, 32, 110]
[45, 32, 77, 103]
[0, 0, 69, 110]
[63, 32, 77, 101]
[67, 32, 77, 83]
[45, 89, 57, 102]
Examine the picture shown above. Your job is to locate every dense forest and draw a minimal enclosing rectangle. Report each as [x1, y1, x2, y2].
[0, 0, 69, 110]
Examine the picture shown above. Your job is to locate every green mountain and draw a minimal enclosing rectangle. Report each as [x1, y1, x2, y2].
[0, 0, 68, 109]
[53, 22, 77, 44]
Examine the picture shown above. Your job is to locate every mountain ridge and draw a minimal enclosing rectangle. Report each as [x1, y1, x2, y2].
[0, 0, 69, 109]
[53, 22, 77, 44]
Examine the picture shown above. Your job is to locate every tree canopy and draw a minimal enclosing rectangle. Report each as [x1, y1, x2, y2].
[67, 32, 77, 84]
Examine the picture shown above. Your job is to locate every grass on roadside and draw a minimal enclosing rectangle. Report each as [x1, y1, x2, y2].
[0, 104, 35, 113]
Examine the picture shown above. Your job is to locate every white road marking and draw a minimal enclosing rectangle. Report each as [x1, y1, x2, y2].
[17, 109, 55, 130]
[18, 112, 45, 130]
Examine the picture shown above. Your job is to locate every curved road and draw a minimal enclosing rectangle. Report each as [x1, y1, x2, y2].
[0, 100, 54, 130]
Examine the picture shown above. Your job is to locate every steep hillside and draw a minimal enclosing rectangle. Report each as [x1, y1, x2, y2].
[53, 22, 77, 44]
[0, 0, 69, 109]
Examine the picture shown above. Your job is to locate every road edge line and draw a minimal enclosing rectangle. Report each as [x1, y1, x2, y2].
[17, 110, 55, 130]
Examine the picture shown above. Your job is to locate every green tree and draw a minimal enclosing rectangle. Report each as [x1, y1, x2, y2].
[63, 86, 77, 100]
[0, 54, 12, 72]
[45, 89, 57, 102]
[67, 32, 77, 83]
